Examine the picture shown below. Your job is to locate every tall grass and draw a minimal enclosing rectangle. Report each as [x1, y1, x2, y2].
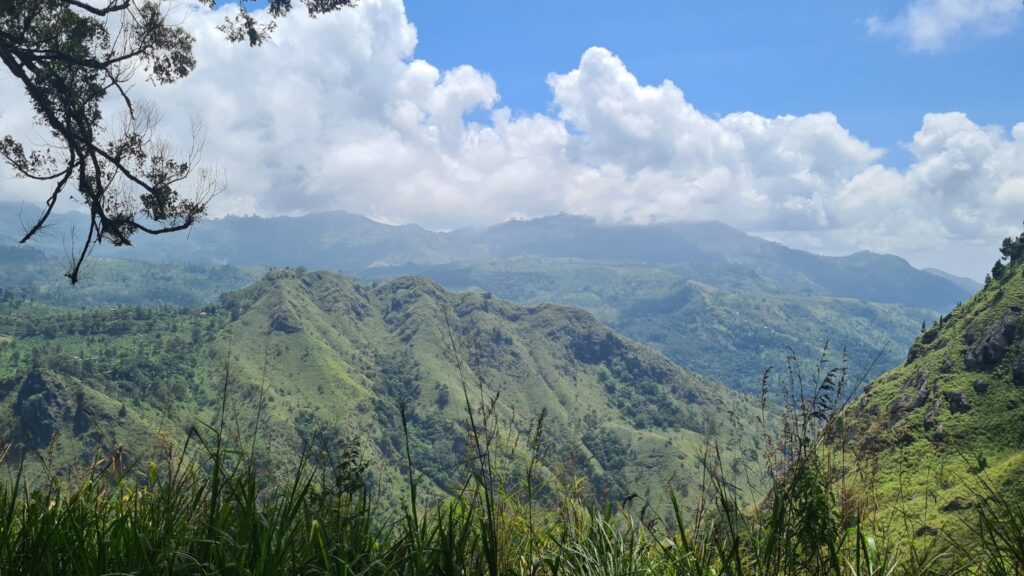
[0, 349, 1020, 575]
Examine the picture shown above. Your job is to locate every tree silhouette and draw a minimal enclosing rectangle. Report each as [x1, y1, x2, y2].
[0, 0, 356, 282]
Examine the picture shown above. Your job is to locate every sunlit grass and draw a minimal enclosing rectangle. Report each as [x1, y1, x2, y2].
[0, 349, 1020, 576]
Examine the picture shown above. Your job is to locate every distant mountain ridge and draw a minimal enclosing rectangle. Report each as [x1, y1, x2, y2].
[922, 267, 983, 294]
[0, 203, 975, 311]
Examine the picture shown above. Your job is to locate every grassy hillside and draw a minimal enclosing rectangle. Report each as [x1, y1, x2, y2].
[840, 235, 1024, 537]
[0, 285, 1017, 574]
[368, 257, 937, 394]
[0, 269, 765, 515]
[0, 244, 936, 397]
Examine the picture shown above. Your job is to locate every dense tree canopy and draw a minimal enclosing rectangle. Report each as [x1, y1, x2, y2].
[0, 0, 355, 282]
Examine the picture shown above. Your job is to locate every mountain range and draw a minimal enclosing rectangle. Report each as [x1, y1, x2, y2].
[0, 205, 978, 310]
[0, 202, 1019, 537]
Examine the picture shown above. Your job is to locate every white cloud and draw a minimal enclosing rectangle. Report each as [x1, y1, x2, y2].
[0, 0, 1022, 279]
[867, 0, 1024, 52]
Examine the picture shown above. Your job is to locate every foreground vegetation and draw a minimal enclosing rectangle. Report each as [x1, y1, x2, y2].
[0, 349, 1021, 576]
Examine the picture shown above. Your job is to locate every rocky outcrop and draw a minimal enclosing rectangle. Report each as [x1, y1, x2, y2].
[888, 370, 930, 424]
[942, 497, 973, 512]
[12, 370, 76, 446]
[964, 309, 1019, 370]
[271, 308, 301, 334]
[923, 397, 942, 432]
[907, 325, 941, 363]
[943, 391, 972, 414]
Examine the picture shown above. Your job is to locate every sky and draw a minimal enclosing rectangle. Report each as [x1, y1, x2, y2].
[0, 0, 1022, 279]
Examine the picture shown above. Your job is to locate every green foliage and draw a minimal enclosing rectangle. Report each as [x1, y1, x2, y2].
[369, 257, 937, 396]
[0, 0, 359, 280]
[992, 259, 1007, 281]
[0, 244, 262, 307]
[0, 351, 1018, 575]
[999, 231, 1024, 264]
[839, 237, 1024, 540]
[0, 268, 763, 516]
[990, 227, 1024, 284]
[0, 0, 212, 280]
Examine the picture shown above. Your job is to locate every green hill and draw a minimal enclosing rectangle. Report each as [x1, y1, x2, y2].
[0, 245, 937, 398]
[0, 269, 764, 513]
[840, 233, 1024, 535]
[367, 257, 937, 395]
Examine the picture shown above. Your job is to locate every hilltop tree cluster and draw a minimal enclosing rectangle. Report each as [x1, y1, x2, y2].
[989, 225, 1024, 283]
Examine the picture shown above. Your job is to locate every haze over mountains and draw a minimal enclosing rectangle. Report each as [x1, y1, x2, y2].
[0, 204, 978, 309]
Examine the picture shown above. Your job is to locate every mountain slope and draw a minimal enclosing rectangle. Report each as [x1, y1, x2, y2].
[367, 257, 937, 394]
[466, 215, 972, 309]
[0, 244, 263, 307]
[0, 270, 764, 512]
[841, 236, 1024, 534]
[1, 203, 974, 310]
[0, 243, 932, 397]
[924, 267, 984, 294]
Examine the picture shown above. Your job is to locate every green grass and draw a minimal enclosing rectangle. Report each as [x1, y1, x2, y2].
[0, 350, 1019, 576]
[839, 261, 1024, 539]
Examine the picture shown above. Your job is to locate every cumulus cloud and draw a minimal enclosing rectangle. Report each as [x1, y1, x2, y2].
[867, 0, 1024, 52]
[0, 0, 1022, 278]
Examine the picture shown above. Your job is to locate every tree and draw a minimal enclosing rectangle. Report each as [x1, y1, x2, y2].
[991, 259, 1006, 281]
[989, 224, 1024, 283]
[0, 0, 355, 282]
[999, 229, 1024, 264]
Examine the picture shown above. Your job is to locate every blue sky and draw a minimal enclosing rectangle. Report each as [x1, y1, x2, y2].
[405, 0, 1023, 169]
